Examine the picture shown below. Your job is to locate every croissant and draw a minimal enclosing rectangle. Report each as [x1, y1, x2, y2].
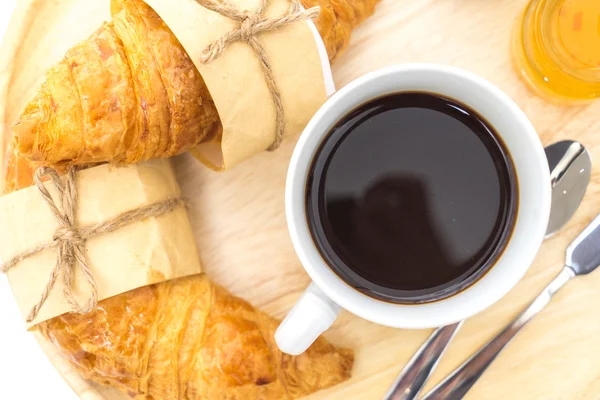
[3, 147, 358, 399]
[3, 0, 380, 397]
[11, 0, 379, 167]
[39, 274, 353, 399]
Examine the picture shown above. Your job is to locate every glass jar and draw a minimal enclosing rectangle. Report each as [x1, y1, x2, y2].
[513, 0, 600, 103]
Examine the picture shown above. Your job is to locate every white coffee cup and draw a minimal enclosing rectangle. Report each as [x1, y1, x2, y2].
[275, 64, 551, 355]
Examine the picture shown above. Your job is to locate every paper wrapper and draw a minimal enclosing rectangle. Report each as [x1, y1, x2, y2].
[0, 159, 202, 326]
[142, 0, 332, 170]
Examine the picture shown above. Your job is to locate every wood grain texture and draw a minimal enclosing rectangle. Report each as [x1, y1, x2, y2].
[3, 0, 600, 399]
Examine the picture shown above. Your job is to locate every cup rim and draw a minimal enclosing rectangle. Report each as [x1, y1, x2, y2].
[285, 63, 551, 328]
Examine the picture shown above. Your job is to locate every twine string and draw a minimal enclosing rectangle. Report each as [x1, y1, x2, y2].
[196, 0, 320, 151]
[0, 167, 185, 323]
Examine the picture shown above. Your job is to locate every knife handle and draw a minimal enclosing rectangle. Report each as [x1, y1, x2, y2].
[421, 266, 575, 400]
[383, 322, 463, 400]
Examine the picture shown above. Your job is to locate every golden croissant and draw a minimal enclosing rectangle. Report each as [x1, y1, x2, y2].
[6, 151, 355, 400]
[3, 0, 379, 397]
[10, 0, 379, 168]
[39, 274, 353, 399]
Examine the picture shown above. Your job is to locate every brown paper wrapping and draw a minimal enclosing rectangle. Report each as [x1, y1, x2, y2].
[0, 159, 202, 326]
[142, 0, 329, 170]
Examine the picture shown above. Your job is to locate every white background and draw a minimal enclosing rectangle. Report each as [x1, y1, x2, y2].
[0, 1, 78, 399]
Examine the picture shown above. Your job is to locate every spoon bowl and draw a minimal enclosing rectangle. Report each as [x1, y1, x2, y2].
[545, 140, 591, 237]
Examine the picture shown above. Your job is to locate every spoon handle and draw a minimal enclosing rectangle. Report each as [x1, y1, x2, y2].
[421, 266, 575, 400]
[383, 322, 463, 400]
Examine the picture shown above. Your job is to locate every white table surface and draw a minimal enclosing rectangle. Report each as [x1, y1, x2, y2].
[0, 2, 78, 398]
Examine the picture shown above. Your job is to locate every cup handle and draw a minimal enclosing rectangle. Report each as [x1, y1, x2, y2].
[275, 282, 341, 355]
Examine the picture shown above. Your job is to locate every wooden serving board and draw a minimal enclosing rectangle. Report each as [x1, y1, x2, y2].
[3, 0, 600, 399]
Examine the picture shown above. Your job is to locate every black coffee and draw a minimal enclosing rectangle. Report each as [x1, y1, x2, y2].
[306, 92, 517, 303]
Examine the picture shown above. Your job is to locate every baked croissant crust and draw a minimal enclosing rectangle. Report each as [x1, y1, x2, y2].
[39, 274, 353, 399]
[3, 0, 380, 397]
[4, 148, 354, 398]
[11, 0, 379, 167]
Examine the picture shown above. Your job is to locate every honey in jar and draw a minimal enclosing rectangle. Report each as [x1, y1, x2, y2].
[513, 0, 600, 102]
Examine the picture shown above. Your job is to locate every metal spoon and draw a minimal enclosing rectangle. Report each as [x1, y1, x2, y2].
[383, 140, 591, 400]
[422, 208, 600, 400]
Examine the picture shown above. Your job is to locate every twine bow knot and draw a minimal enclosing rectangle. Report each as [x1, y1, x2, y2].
[196, 0, 320, 150]
[53, 226, 84, 245]
[0, 167, 185, 324]
[240, 13, 260, 41]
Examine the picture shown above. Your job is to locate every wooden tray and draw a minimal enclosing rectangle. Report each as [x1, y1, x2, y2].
[3, 0, 600, 399]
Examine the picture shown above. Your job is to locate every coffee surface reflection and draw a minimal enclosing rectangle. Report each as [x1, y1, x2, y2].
[327, 176, 451, 293]
[306, 92, 517, 303]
